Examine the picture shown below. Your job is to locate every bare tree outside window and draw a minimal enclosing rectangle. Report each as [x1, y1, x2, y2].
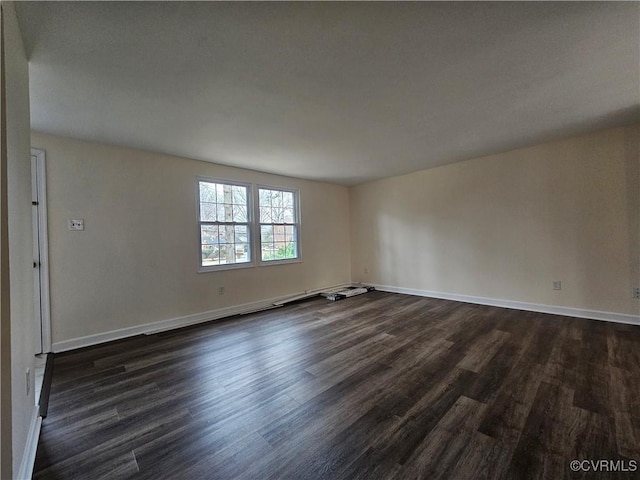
[259, 187, 299, 261]
[198, 179, 300, 270]
[198, 180, 250, 268]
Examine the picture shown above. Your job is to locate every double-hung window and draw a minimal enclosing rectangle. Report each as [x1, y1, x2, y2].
[197, 179, 300, 270]
[198, 179, 251, 270]
[258, 187, 299, 263]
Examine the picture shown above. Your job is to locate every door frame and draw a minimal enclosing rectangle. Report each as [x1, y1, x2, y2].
[31, 148, 51, 353]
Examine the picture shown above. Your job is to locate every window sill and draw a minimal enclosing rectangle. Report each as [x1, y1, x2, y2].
[198, 262, 255, 273]
[258, 258, 302, 267]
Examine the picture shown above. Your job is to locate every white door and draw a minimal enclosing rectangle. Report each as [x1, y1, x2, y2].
[31, 149, 51, 354]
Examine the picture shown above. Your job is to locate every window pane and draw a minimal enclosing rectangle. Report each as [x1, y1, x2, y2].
[283, 191, 294, 208]
[200, 202, 217, 222]
[234, 225, 248, 243]
[260, 206, 272, 223]
[221, 185, 233, 204]
[283, 207, 295, 223]
[261, 243, 276, 261]
[220, 225, 235, 244]
[260, 189, 271, 207]
[275, 191, 284, 208]
[201, 225, 218, 245]
[201, 245, 220, 266]
[278, 242, 296, 260]
[220, 243, 239, 264]
[260, 231, 298, 262]
[270, 208, 284, 223]
[260, 225, 273, 242]
[259, 188, 271, 207]
[216, 184, 226, 203]
[219, 204, 233, 222]
[273, 242, 286, 260]
[284, 225, 294, 242]
[232, 185, 246, 205]
[199, 182, 217, 203]
[270, 225, 281, 242]
[233, 204, 247, 222]
[235, 244, 250, 263]
[215, 204, 225, 222]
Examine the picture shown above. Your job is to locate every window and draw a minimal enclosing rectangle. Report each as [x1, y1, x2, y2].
[259, 187, 299, 262]
[198, 180, 251, 269]
[197, 179, 300, 270]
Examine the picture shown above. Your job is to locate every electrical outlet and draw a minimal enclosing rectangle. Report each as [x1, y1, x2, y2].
[68, 219, 84, 231]
[633, 287, 640, 299]
[218, 286, 225, 295]
[25, 369, 30, 396]
[364, 267, 369, 275]
[552, 281, 562, 291]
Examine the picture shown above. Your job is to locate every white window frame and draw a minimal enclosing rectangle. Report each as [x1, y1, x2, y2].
[196, 178, 301, 272]
[256, 184, 302, 266]
[197, 177, 254, 272]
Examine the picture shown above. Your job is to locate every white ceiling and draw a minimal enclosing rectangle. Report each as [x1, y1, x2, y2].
[16, 1, 640, 185]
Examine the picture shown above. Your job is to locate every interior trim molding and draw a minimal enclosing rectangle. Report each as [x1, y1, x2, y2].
[371, 284, 640, 326]
[16, 406, 41, 480]
[52, 283, 351, 352]
[31, 148, 52, 354]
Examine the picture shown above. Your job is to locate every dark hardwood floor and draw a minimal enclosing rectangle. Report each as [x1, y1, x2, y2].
[33, 291, 640, 479]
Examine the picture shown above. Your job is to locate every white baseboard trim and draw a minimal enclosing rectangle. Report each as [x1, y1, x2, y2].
[371, 284, 640, 326]
[16, 406, 42, 480]
[52, 283, 351, 353]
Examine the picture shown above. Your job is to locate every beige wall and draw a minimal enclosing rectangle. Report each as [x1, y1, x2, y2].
[31, 133, 352, 346]
[2, 2, 36, 477]
[32, 124, 640, 353]
[351, 125, 640, 317]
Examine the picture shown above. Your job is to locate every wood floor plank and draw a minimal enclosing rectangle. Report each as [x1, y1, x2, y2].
[614, 411, 640, 460]
[457, 328, 510, 373]
[34, 450, 140, 480]
[542, 324, 581, 389]
[463, 339, 520, 404]
[33, 292, 640, 479]
[371, 368, 478, 466]
[476, 360, 545, 440]
[401, 395, 488, 478]
[573, 327, 612, 416]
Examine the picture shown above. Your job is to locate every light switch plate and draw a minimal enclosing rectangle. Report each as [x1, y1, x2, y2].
[68, 219, 84, 231]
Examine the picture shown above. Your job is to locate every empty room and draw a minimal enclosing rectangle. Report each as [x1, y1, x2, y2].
[1, 1, 639, 479]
